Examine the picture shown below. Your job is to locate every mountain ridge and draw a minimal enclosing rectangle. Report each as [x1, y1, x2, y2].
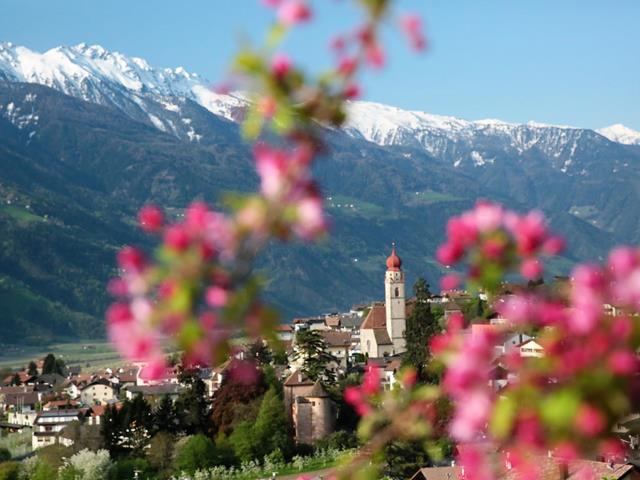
[1, 42, 640, 342]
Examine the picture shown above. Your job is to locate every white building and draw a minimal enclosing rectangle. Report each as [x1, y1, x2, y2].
[32, 410, 84, 449]
[79, 379, 116, 406]
[360, 245, 408, 358]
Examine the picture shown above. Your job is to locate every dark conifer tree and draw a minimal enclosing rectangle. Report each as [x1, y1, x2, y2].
[402, 278, 440, 381]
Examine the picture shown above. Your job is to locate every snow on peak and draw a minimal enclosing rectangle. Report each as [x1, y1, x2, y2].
[597, 124, 640, 146]
[0, 42, 244, 122]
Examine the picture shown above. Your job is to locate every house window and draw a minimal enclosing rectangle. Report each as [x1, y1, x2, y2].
[394, 287, 399, 297]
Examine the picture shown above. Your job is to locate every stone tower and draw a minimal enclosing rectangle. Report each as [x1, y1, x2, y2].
[384, 243, 406, 354]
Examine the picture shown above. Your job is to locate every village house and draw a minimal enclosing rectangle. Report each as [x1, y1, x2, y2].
[275, 324, 294, 342]
[319, 330, 353, 371]
[32, 409, 85, 450]
[79, 378, 117, 405]
[124, 383, 184, 403]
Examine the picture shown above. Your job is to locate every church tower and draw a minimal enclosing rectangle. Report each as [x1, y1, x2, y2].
[384, 244, 406, 354]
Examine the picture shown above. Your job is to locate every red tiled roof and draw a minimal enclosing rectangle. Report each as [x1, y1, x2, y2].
[373, 329, 393, 345]
[275, 324, 293, 332]
[283, 369, 315, 387]
[321, 330, 352, 347]
[361, 304, 386, 330]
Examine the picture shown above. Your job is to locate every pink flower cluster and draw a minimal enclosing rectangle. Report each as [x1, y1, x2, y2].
[432, 203, 640, 479]
[344, 364, 381, 416]
[262, 0, 312, 26]
[252, 143, 327, 240]
[436, 201, 564, 290]
[108, 202, 240, 378]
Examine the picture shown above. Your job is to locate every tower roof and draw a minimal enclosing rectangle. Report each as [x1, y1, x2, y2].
[386, 244, 402, 271]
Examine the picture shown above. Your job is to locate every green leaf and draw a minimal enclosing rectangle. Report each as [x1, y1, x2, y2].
[540, 389, 580, 430]
[266, 23, 288, 48]
[490, 395, 517, 439]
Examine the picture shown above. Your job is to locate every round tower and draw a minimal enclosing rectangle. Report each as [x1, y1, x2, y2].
[385, 243, 406, 354]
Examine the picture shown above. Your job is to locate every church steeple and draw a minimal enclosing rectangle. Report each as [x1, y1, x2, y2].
[384, 243, 406, 354]
[386, 242, 402, 271]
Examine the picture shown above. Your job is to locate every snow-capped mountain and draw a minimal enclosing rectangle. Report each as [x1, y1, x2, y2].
[0, 42, 634, 171]
[597, 124, 640, 146]
[344, 101, 623, 172]
[0, 42, 245, 139]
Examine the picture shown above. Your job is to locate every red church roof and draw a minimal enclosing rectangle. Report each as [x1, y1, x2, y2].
[386, 244, 402, 271]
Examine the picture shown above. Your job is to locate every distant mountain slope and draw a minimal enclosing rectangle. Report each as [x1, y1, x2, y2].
[1, 42, 640, 343]
[597, 124, 640, 146]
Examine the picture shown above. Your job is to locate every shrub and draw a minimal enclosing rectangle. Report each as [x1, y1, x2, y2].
[314, 431, 358, 452]
[108, 458, 154, 480]
[0, 462, 19, 480]
[173, 434, 217, 474]
[67, 448, 111, 480]
[0, 450, 9, 463]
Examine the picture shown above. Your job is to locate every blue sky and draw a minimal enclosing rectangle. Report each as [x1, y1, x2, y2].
[2, 0, 639, 129]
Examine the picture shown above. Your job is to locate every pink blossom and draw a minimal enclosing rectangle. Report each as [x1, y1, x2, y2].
[575, 404, 606, 436]
[520, 258, 543, 280]
[343, 83, 361, 99]
[139, 355, 168, 381]
[436, 242, 464, 266]
[543, 235, 565, 255]
[106, 302, 133, 324]
[481, 238, 505, 260]
[365, 43, 385, 68]
[271, 53, 291, 79]
[399, 13, 427, 51]
[206, 286, 229, 308]
[277, 0, 311, 26]
[254, 144, 287, 199]
[164, 225, 190, 252]
[184, 201, 210, 235]
[138, 204, 164, 233]
[440, 273, 460, 291]
[117, 246, 146, 272]
[609, 246, 637, 277]
[608, 350, 638, 375]
[362, 365, 381, 396]
[473, 201, 504, 232]
[294, 195, 326, 240]
[258, 96, 277, 118]
[337, 56, 358, 77]
[446, 215, 478, 246]
[449, 390, 491, 441]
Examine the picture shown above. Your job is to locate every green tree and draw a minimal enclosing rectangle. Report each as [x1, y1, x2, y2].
[384, 440, 433, 480]
[146, 432, 175, 472]
[172, 434, 217, 474]
[0, 462, 19, 480]
[41, 353, 65, 375]
[152, 395, 179, 434]
[253, 387, 293, 459]
[246, 340, 273, 366]
[108, 458, 154, 480]
[402, 278, 440, 381]
[293, 330, 337, 384]
[211, 367, 266, 435]
[175, 368, 211, 435]
[27, 361, 38, 376]
[0, 448, 9, 462]
[228, 421, 257, 463]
